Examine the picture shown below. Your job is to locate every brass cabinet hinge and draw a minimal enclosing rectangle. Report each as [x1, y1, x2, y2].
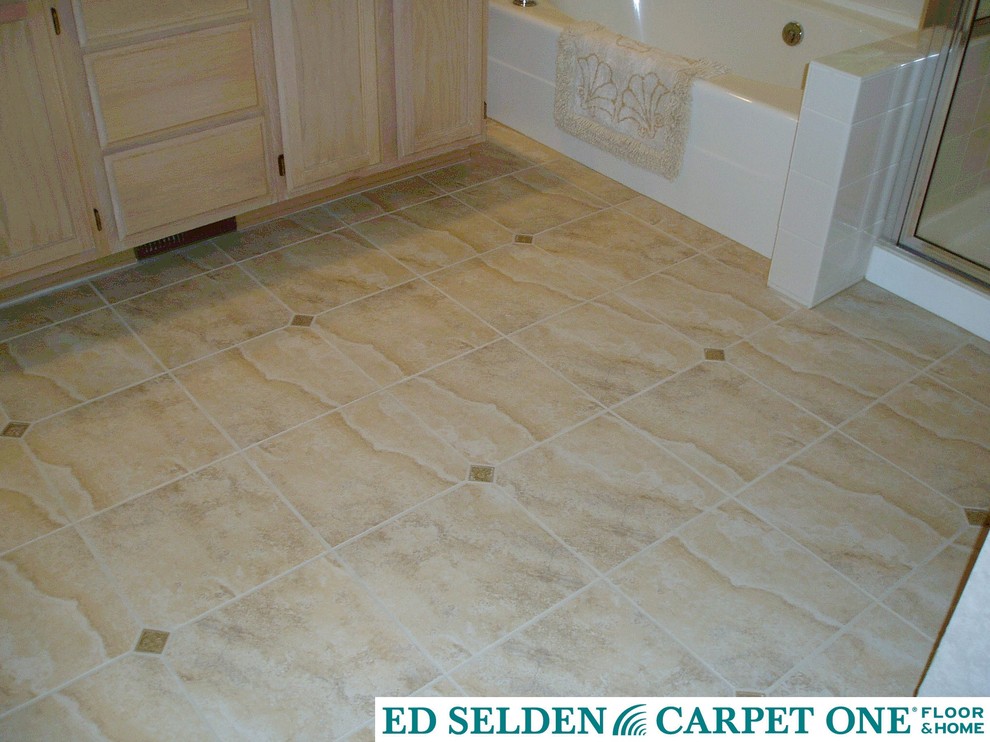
[93, 209, 103, 232]
[277, 154, 286, 177]
[50, 7, 61, 35]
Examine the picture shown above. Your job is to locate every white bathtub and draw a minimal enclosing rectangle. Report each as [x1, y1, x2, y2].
[486, 0, 912, 256]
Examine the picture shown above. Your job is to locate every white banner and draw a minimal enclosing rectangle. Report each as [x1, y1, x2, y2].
[375, 698, 988, 741]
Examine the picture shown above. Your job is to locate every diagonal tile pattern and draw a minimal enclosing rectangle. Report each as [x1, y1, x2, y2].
[0, 123, 987, 735]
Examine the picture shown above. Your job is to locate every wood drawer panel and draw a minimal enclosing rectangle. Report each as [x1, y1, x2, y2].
[107, 117, 270, 238]
[75, 0, 249, 43]
[88, 23, 259, 145]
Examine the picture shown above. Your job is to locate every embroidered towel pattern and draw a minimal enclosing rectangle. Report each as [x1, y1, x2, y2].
[554, 21, 728, 180]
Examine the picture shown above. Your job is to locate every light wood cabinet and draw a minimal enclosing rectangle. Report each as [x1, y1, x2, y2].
[271, 0, 381, 194]
[0, 1, 100, 283]
[270, 0, 486, 197]
[393, 0, 485, 158]
[2, 0, 486, 292]
[73, 0, 279, 248]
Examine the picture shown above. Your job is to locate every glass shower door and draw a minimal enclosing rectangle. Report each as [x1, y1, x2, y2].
[901, 1, 990, 286]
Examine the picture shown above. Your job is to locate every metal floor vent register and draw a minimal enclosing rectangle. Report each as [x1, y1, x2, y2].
[134, 217, 237, 260]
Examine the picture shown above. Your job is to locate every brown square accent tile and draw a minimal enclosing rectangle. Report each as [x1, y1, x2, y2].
[965, 509, 989, 527]
[2, 422, 29, 438]
[735, 690, 766, 697]
[291, 314, 315, 327]
[704, 348, 725, 361]
[468, 465, 495, 483]
[514, 235, 534, 244]
[135, 628, 169, 654]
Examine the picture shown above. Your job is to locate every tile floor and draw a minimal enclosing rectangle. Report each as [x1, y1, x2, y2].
[1, 122, 989, 740]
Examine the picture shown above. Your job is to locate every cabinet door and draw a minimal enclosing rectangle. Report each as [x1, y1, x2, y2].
[393, 0, 485, 158]
[0, 1, 96, 281]
[271, 0, 381, 193]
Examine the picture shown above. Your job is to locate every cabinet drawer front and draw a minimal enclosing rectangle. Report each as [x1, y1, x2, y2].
[76, 0, 249, 43]
[108, 118, 270, 238]
[88, 23, 260, 145]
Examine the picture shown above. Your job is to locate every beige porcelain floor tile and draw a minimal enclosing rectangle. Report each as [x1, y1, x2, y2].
[242, 230, 414, 315]
[843, 376, 990, 508]
[428, 244, 602, 334]
[611, 504, 872, 689]
[0, 655, 218, 742]
[314, 280, 499, 385]
[541, 159, 640, 205]
[514, 297, 702, 406]
[175, 327, 378, 446]
[414, 679, 463, 697]
[618, 255, 794, 347]
[90, 242, 231, 303]
[422, 141, 536, 191]
[115, 266, 291, 368]
[283, 202, 348, 235]
[0, 438, 67, 553]
[0, 529, 138, 712]
[740, 434, 966, 597]
[816, 281, 973, 367]
[775, 605, 932, 696]
[80, 457, 323, 627]
[456, 168, 607, 234]
[929, 343, 990, 407]
[353, 196, 512, 274]
[485, 121, 559, 164]
[167, 556, 437, 740]
[955, 518, 988, 548]
[250, 393, 469, 546]
[709, 242, 771, 282]
[345, 723, 375, 742]
[25, 376, 233, 519]
[534, 209, 695, 289]
[390, 341, 602, 464]
[340, 483, 595, 669]
[0, 283, 104, 343]
[454, 582, 730, 695]
[325, 177, 445, 224]
[729, 311, 917, 425]
[0, 308, 161, 421]
[617, 363, 828, 493]
[499, 415, 723, 571]
[215, 213, 340, 261]
[619, 196, 730, 249]
[884, 536, 975, 638]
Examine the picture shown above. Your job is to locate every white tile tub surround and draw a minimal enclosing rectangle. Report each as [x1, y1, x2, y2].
[769, 34, 939, 306]
[487, 0, 802, 257]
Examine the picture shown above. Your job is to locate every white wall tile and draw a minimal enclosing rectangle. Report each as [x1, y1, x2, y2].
[802, 63, 861, 122]
[854, 69, 897, 121]
[841, 114, 885, 184]
[778, 172, 838, 245]
[789, 110, 851, 187]
[768, 229, 824, 307]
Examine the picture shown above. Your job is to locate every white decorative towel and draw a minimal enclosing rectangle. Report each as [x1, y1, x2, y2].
[554, 21, 728, 180]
